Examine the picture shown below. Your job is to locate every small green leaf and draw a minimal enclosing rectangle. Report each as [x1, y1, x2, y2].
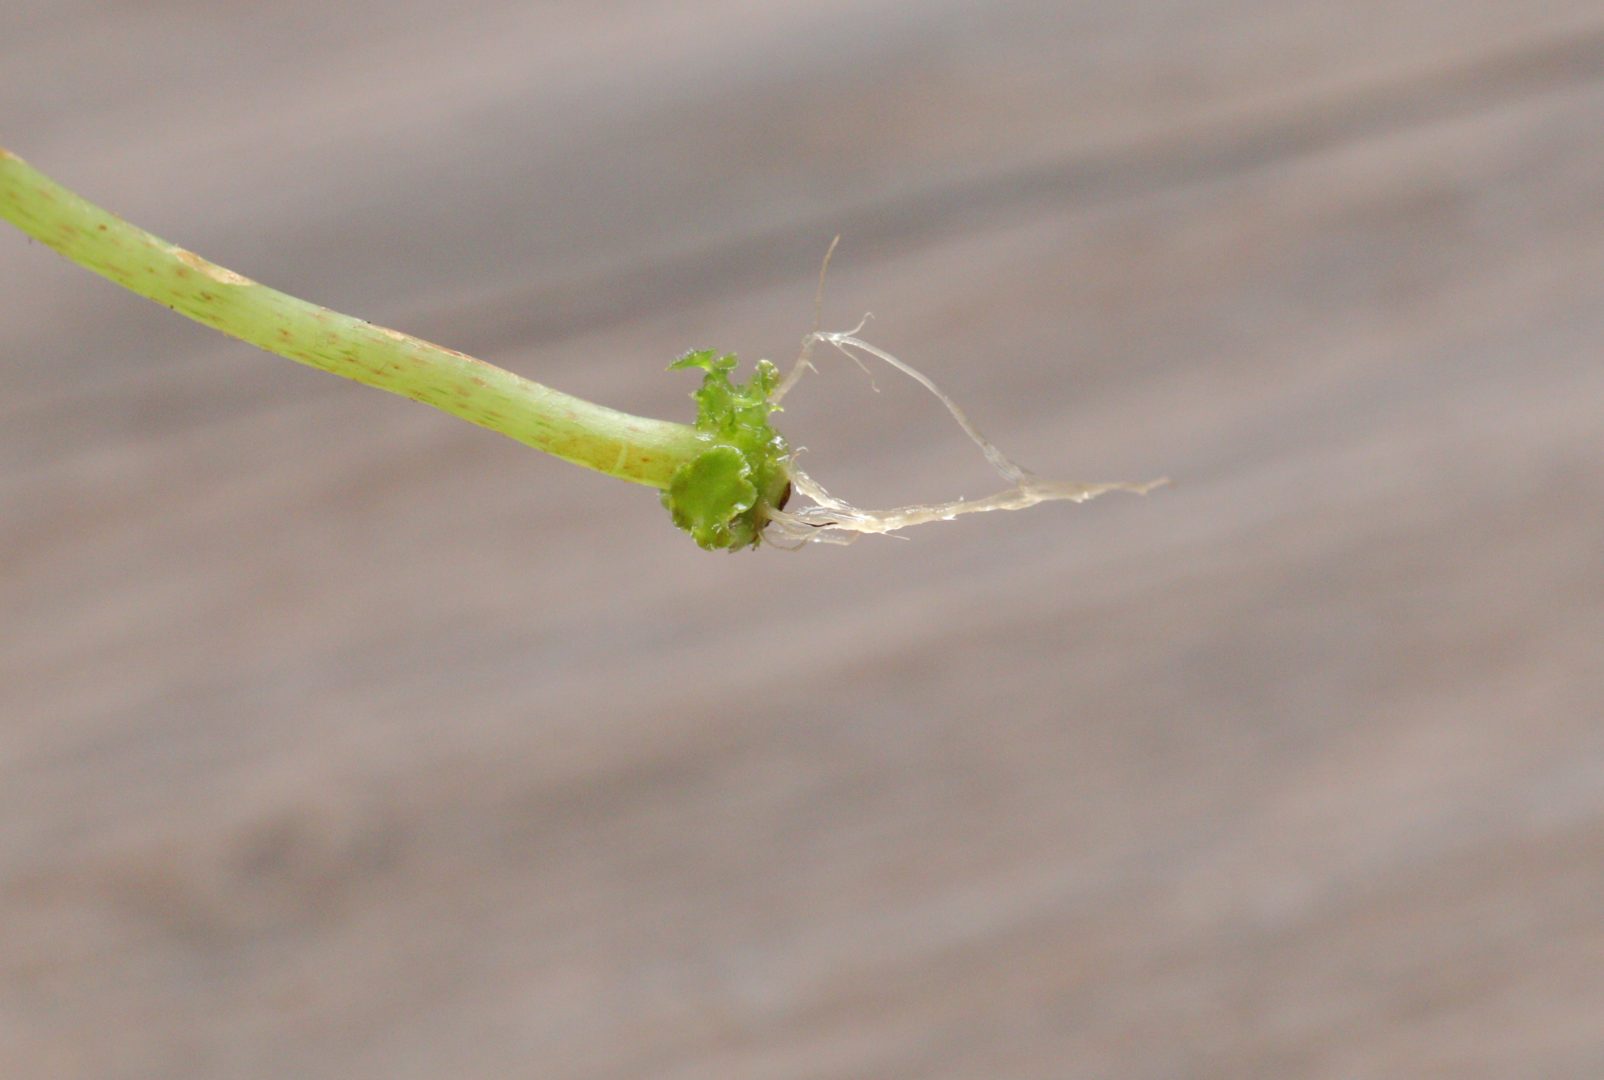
[663, 445, 756, 550]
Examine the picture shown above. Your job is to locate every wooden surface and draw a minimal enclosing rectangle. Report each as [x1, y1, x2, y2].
[4, 4, 1603, 1077]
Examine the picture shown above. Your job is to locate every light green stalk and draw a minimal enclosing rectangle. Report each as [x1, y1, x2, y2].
[0, 146, 788, 549]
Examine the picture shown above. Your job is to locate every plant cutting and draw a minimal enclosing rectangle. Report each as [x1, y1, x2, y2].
[1, 146, 1161, 550]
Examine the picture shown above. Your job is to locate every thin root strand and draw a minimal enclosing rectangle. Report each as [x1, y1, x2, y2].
[762, 325, 1166, 546]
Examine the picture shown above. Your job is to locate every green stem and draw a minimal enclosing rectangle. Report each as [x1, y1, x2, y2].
[0, 145, 709, 489]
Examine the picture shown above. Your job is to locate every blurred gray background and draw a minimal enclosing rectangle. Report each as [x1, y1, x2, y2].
[3, 3, 1603, 1077]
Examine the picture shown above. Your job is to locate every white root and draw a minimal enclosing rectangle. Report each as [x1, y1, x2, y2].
[762, 324, 1166, 546]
